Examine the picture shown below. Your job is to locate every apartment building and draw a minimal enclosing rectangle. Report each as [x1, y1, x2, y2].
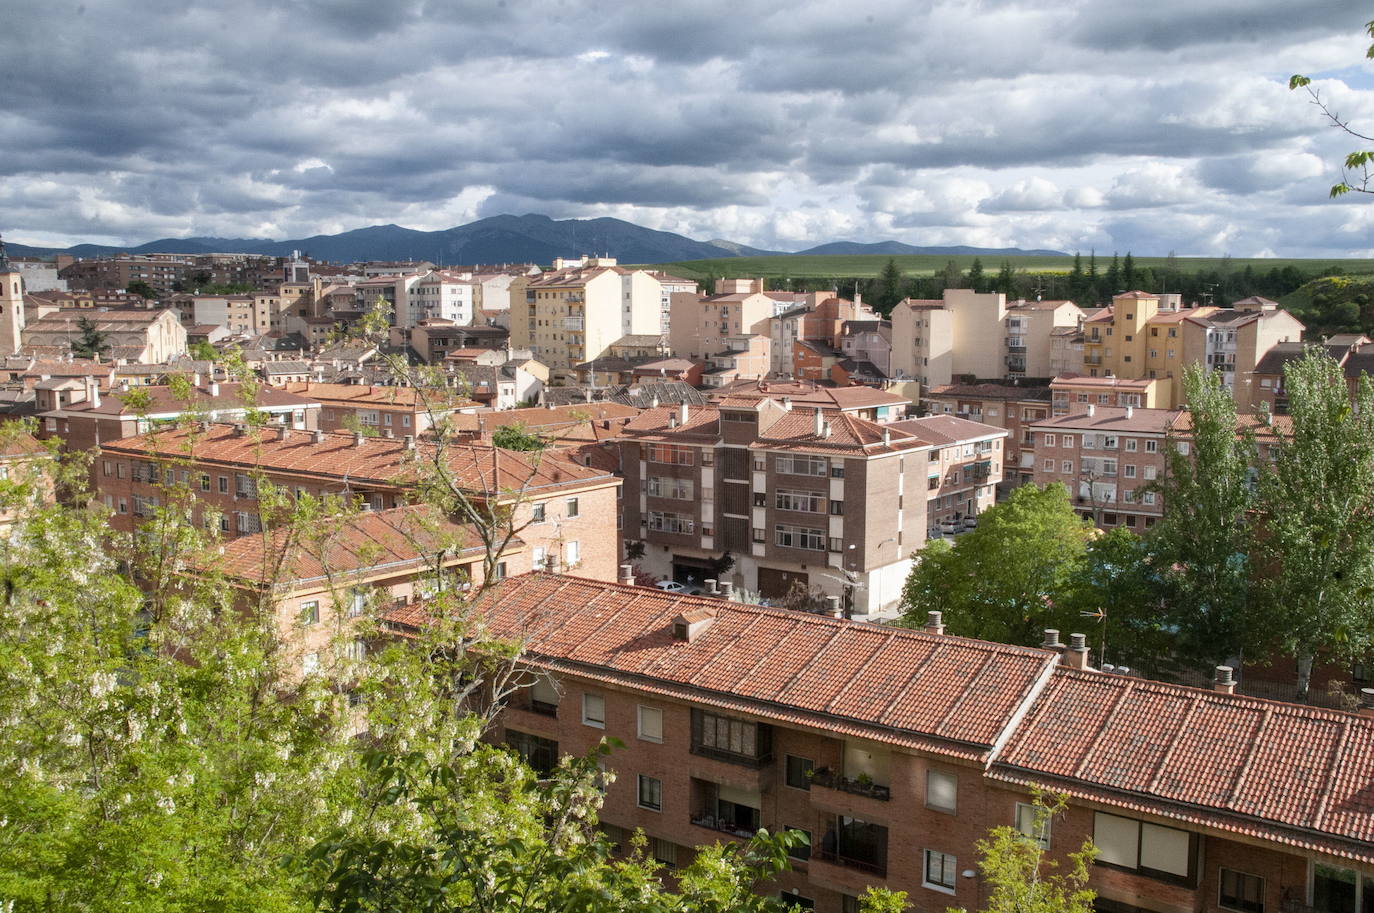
[510, 258, 663, 382]
[921, 383, 1052, 488]
[889, 292, 1084, 387]
[282, 381, 475, 435]
[617, 400, 928, 617]
[98, 424, 622, 581]
[707, 380, 911, 424]
[769, 296, 877, 376]
[37, 379, 318, 453]
[355, 273, 424, 328]
[190, 294, 267, 334]
[887, 415, 1006, 533]
[837, 321, 892, 379]
[58, 254, 195, 295]
[1081, 293, 1304, 408]
[668, 278, 776, 369]
[410, 270, 476, 325]
[211, 503, 528, 681]
[387, 573, 1374, 913]
[1028, 405, 1183, 530]
[646, 271, 699, 334]
[1050, 375, 1165, 415]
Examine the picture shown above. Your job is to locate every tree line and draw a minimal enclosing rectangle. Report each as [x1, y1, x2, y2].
[900, 351, 1374, 700]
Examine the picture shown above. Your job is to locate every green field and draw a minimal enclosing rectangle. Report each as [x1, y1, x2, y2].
[646, 254, 1374, 281]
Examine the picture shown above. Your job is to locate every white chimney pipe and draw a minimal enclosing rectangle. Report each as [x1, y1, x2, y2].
[814, 408, 824, 437]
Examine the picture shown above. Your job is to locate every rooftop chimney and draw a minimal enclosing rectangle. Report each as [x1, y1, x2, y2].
[1042, 629, 1064, 652]
[825, 595, 843, 618]
[679, 402, 689, 424]
[1086, 403, 1095, 417]
[403, 434, 415, 451]
[1360, 688, 1374, 718]
[209, 381, 219, 397]
[650, 395, 659, 409]
[782, 396, 792, 411]
[814, 408, 824, 437]
[1213, 665, 1237, 695]
[1125, 405, 1135, 419]
[1062, 632, 1092, 670]
[672, 608, 716, 642]
[276, 425, 288, 442]
[925, 611, 945, 635]
[353, 431, 364, 448]
[704, 579, 719, 595]
[619, 564, 635, 586]
[882, 427, 891, 446]
[720, 581, 734, 600]
[311, 429, 324, 444]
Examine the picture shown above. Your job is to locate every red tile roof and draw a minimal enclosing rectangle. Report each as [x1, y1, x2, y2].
[101, 424, 615, 495]
[1031, 405, 1183, 434]
[211, 503, 518, 585]
[282, 381, 473, 411]
[887, 416, 1009, 447]
[992, 668, 1374, 864]
[390, 573, 1056, 758]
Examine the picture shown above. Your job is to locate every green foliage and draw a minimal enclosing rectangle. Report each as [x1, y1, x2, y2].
[1145, 365, 1256, 668]
[875, 258, 904, 316]
[1252, 349, 1374, 695]
[1281, 275, 1374, 336]
[126, 279, 158, 299]
[900, 484, 1092, 645]
[70, 315, 111, 359]
[950, 792, 1096, 913]
[966, 257, 986, 293]
[188, 341, 218, 361]
[492, 422, 547, 451]
[1069, 527, 1173, 676]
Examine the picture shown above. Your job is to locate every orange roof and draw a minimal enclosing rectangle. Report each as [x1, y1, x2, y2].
[1031, 406, 1182, 434]
[451, 403, 640, 434]
[212, 503, 519, 585]
[993, 668, 1374, 865]
[101, 424, 615, 496]
[389, 573, 1056, 758]
[283, 382, 474, 411]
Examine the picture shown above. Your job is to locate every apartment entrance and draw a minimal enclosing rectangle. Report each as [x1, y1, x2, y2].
[757, 567, 808, 600]
[671, 555, 716, 588]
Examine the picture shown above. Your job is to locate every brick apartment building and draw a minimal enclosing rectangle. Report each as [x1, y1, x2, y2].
[616, 400, 928, 617]
[887, 415, 1007, 534]
[1028, 405, 1183, 530]
[387, 573, 1374, 913]
[921, 383, 1052, 489]
[98, 423, 622, 581]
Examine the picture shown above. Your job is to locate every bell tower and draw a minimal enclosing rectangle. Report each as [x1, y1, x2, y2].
[0, 235, 26, 356]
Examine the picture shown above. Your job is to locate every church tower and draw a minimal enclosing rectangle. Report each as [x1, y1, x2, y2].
[0, 234, 26, 356]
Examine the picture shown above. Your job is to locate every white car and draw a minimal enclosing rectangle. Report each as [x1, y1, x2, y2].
[654, 580, 703, 595]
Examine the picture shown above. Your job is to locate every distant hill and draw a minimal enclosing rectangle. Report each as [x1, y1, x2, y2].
[796, 240, 1068, 257]
[6, 215, 1065, 264]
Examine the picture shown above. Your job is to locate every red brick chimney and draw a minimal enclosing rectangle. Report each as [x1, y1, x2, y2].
[1062, 633, 1092, 670]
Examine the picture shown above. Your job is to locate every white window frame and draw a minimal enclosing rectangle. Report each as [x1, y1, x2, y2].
[922, 849, 957, 892]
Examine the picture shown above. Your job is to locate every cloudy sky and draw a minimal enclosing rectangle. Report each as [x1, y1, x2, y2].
[3, 0, 1373, 256]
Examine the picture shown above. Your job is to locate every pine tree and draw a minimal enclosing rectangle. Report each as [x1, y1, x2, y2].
[70, 315, 110, 360]
[1122, 252, 1136, 289]
[967, 258, 986, 293]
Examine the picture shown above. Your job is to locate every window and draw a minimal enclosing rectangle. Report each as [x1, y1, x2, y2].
[785, 755, 814, 790]
[649, 837, 676, 866]
[532, 502, 546, 522]
[775, 525, 825, 550]
[926, 770, 957, 813]
[637, 705, 663, 742]
[566, 497, 579, 517]
[532, 546, 546, 570]
[1176, 441, 1190, 455]
[1042, 459, 1053, 471]
[637, 775, 662, 811]
[565, 541, 580, 566]
[1145, 439, 1158, 453]
[1143, 466, 1157, 481]
[1043, 433, 1055, 447]
[923, 849, 957, 891]
[776, 454, 827, 476]
[1061, 435, 1074, 447]
[829, 500, 843, 515]
[1061, 461, 1073, 473]
[648, 511, 694, 535]
[691, 708, 771, 765]
[647, 443, 693, 465]
[1125, 437, 1137, 452]
[1093, 812, 1196, 885]
[300, 600, 320, 625]
[1142, 491, 1157, 505]
[302, 652, 320, 676]
[776, 489, 824, 512]
[1124, 464, 1137, 478]
[752, 527, 765, 542]
[582, 693, 605, 728]
[830, 462, 845, 478]
[507, 729, 559, 775]
[648, 477, 694, 499]
[1219, 868, 1264, 913]
[217, 475, 228, 493]
[1015, 802, 1051, 849]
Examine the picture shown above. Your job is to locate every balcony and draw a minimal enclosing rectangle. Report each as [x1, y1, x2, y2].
[809, 768, 890, 801]
[812, 848, 886, 877]
[1006, 343, 1028, 354]
[1084, 354, 1103, 365]
[563, 316, 584, 330]
[689, 813, 759, 840]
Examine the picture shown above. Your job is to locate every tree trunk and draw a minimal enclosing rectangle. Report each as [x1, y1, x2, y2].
[1295, 650, 1315, 701]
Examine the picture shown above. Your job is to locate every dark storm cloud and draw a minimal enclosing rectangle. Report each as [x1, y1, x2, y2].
[0, 0, 1370, 255]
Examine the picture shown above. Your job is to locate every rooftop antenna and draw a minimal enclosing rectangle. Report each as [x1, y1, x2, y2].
[1032, 283, 1045, 302]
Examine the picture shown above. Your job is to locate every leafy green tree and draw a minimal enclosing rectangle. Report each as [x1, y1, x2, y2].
[994, 261, 1016, 296]
[1145, 364, 1256, 669]
[188, 341, 218, 361]
[941, 260, 963, 291]
[126, 279, 157, 299]
[900, 484, 1092, 645]
[950, 792, 1096, 913]
[70, 314, 110, 359]
[1068, 527, 1170, 674]
[1290, 21, 1374, 197]
[492, 421, 547, 451]
[1253, 349, 1374, 696]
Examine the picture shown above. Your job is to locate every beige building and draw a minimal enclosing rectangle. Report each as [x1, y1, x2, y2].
[510, 258, 663, 382]
[890, 291, 1084, 386]
[668, 278, 775, 366]
[1081, 293, 1304, 409]
[22, 308, 187, 364]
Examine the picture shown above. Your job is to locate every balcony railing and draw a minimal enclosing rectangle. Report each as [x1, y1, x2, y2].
[563, 317, 584, 330]
[530, 700, 558, 717]
[690, 814, 758, 839]
[1084, 354, 1103, 365]
[689, 743, 772, 768]
[813, 848, 886, 876]
[809, 768, 891, 801]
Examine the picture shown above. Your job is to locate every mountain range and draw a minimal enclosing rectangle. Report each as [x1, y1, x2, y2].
[4, 214, 1065, 264]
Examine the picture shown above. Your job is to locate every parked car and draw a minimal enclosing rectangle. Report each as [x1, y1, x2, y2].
[963, 515, 978, 530]
[654, 580, 704, 595]
[938, 520, 960, 535]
